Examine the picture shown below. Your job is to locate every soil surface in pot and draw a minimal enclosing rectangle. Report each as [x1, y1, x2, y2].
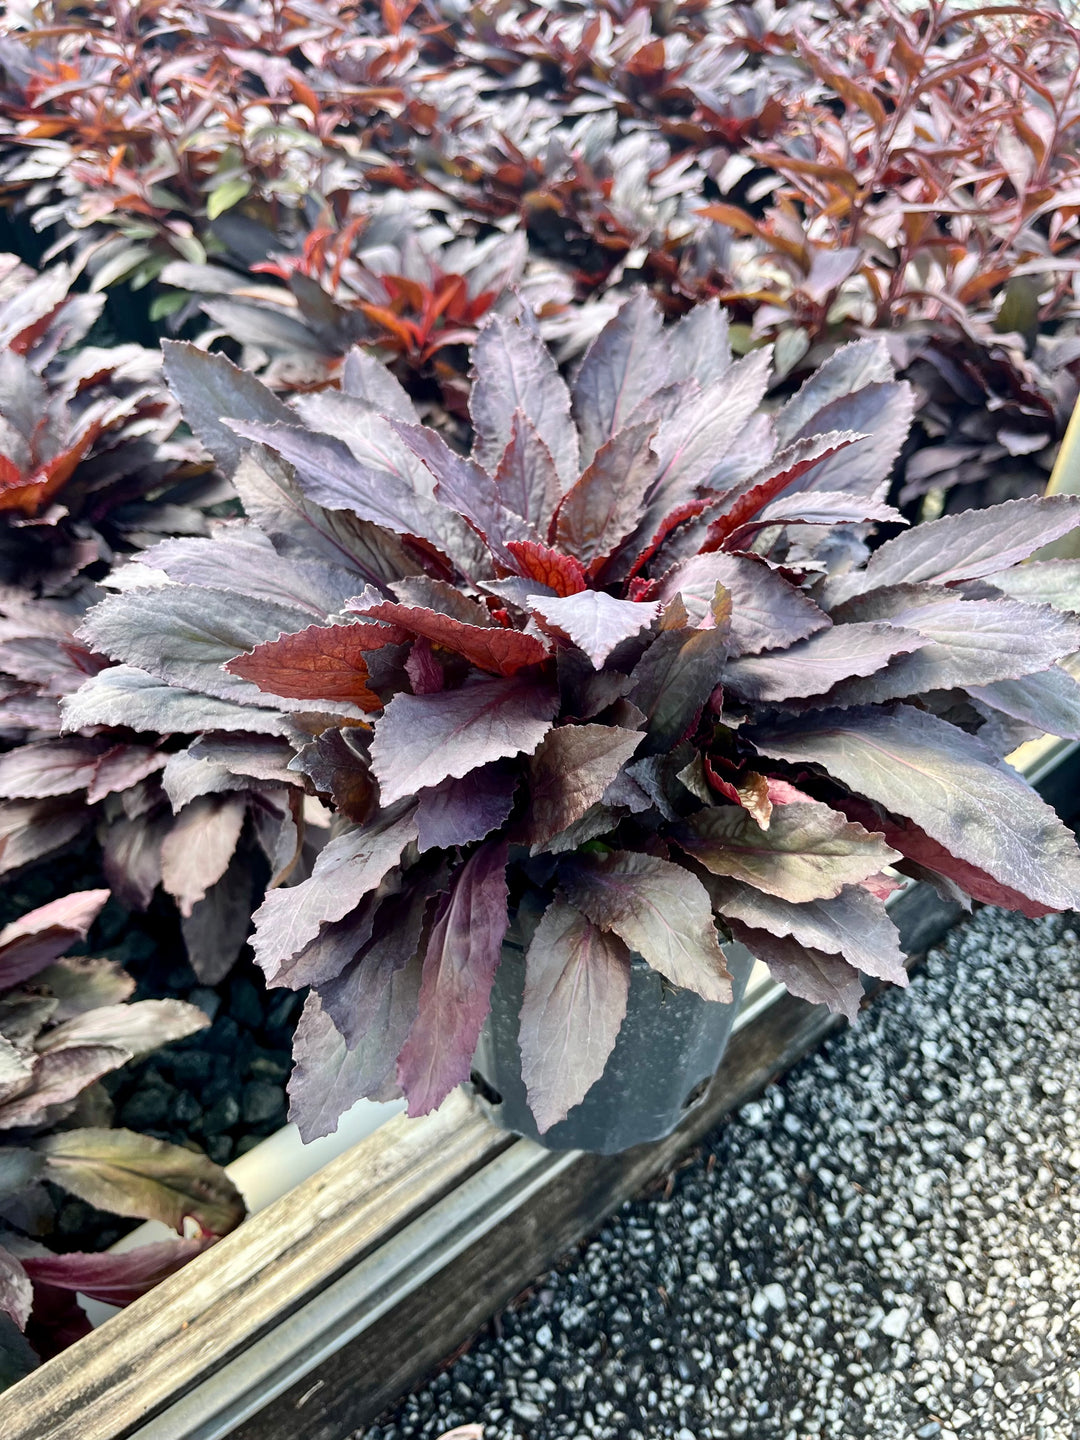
[1, 855, 301, 1253]
[366, 903, 1080, 1440]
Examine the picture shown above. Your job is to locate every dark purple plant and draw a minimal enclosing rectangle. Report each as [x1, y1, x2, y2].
[69, 294, 1080, 1139]
[0, 888, 245, 1384]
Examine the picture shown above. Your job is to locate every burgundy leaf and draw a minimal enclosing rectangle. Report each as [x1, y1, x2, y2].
[968, 667, 1080, 741]
[226, 621, 398, 709]
[20, 1237, 214, 1306]
[506, 540, 586, 597]
[727, 920, 863, 1023]
[251, 807, 418, 984]
[388, 419, 522, 561]
[0, 1247, 31, 1331]
[288, 728, 376, 822]
[628, 588, 731, 747]
[552, 421, 658, 571]
[520, 902, 631, 1134]
[654, 552, 831, 656]
[528, 591, 659, 668]
[396, 840, 510, 1115]
[0, 889, 109, 989]
[525, 724, 644, 847]
[353, 601, 549, 676]
[753, 705, 1080, 913]
[561, 850, 732, 1002]
[722, 623, 927, 702]
[0, 1047, 130, 1129]
[416, 764, 518, 853]
[674, 801, 899, 902]
[160, 341, 293, 477]
[370, 676, 559, 806]
[780, 381, 914, 496]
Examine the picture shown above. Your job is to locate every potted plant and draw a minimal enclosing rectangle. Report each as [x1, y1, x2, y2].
[66, 293, 1080, 1154]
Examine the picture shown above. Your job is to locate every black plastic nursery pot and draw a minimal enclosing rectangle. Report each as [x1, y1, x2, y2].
[474, 933, 755, 1154]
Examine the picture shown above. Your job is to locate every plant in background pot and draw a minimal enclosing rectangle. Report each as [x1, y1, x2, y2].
[68, 293, 1080, 1155]
[0, 888, 245, 1386]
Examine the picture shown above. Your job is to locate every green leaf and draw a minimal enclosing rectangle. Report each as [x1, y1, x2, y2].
[37, 1128, 245, 1236]
[206, 177, 252, 221]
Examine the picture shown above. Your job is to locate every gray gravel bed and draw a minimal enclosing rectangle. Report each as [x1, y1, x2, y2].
[364, 905, 1080, 1440]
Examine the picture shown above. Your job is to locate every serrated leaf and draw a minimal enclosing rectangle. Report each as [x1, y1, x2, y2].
[829, 496, 1080, 604]
[727, 919, 863, 1022]
[553, 421, 658, 571]
[0, 1047, 130, 1129]
[251, 807, 418, 984]
[0, 889, 109, 990]
[354, 601, 549, 676]
[985, 560, 1080, 613]
[397, 840, 509, 1115]
[470, 311, 579, 485]
[161, 342, 293, 476]
[288, 727, 375, 822]
[571, 291, 669, 466]
[654, 552, 831, 656]
[62, 666, 289, 737]
[674, 801, 899, 902]
[506, 540, 586, 597]
[969, 666, 1080, 741]
[753, 705, 1080, 912]
[713, 880, 906, 985]
[525, 724, 644, 847]
[520, 902, 631, 1134]
[416, 764, 518, 853]
[629, 588, 731, 747]
[494, 412, 563, 530]
[561, 850, 732, 1002]
[528, 591, 659, 668]
[160, 794, 247, 917]
[38, 999, 207, 1060]
[226, 622, 394, 709]
[0, 1248, 31, 1331]
[722, 623, 927, 702]
[37, 1128, 245, 1235]
[371, 676, 558, 807]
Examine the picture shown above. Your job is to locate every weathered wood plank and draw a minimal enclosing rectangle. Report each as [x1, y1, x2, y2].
[0, 1090, 509, 1440]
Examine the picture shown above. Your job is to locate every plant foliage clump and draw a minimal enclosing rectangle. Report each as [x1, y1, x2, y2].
[0, 888, 244, 1385]
[69, 295, 1080, 1138]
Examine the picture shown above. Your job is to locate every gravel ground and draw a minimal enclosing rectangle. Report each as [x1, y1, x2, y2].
[366, 904, 1080, 1440]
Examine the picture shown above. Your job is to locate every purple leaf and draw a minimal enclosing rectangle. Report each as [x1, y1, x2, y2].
[288, 728, 376, 823]
[781, 381, 914, 496]
[396, 840, 510, 1115]
[628, 589, 731, 747]
[160, 794, 247, 917]
[753, 705, 1080, 913]
[674, 801, 900, 902]
[0, 889, 109, 989]
[775, 338, 894, 445]
[571, 291, 669, 466]
[520, 901, 631, 1133]
[19, 1236, 214, 1306]
[251, 807, 418, 984]
[722, 623, 927, 702]
[77, 588, 321, 711]
[161, 341, 293, 476]
[38, 1000, 208, 1059]
[494, 412, 562, 531]
[470, 311, 579, 485]
[726, 919, 863, 1022]
[829, 496, 1080, 604]
[37, 1128, 245, 1236]
[0, 1047, 130, 1129]
[288, 994, 398, 1140]
[818, 593, 1080, 707]
[986, 559, 1080, 613]
[528, 591, 659, 668]
[62, 666, 289, 737]
[713, 880, 907, 986]
[230, 421, 489, 579]
[666, 299, 732, 387]
[969, 667, 1080, 740]
[371, 676, 559, 806]
[0, 1247, 31, 1330]
[0, 738, 108, 801]
[416, 764, 518, 853]
[561, 850, 733, 1002]
[553, 421, 658, 571]
[654, 553, 830, 656]
[525, 724, 644, 848]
